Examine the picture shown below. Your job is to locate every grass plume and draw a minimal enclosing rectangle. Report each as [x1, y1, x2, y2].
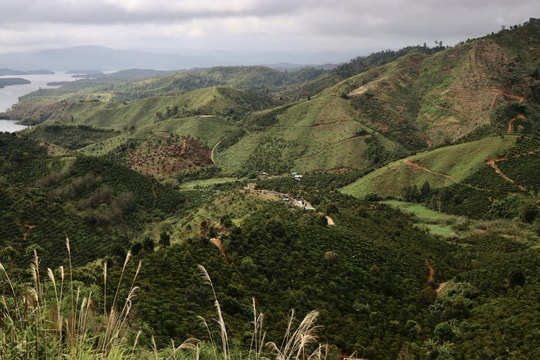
[196, 264, 326, 360]
[0, 239, 140, 359]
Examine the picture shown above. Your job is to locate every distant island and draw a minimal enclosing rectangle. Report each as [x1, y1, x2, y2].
[0, 68, 54, 76]
[66, 69, 103, 74]
[71, 72, 105, 79]
[46, 81, 71, 86]
[0, 78, 31, 88]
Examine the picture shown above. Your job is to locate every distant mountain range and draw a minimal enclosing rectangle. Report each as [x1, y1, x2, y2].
[0, 68, 54, 76]
[0, 45, 360, 71]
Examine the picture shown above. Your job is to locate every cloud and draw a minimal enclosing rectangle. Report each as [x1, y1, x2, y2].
[1, 0, 539, 55]
[2, 0, 318, 24]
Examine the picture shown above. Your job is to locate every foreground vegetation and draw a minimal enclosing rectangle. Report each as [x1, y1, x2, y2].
[0, 241, 327, 359]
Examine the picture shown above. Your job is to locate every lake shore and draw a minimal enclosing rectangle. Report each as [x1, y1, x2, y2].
[0, 120, 29, 133]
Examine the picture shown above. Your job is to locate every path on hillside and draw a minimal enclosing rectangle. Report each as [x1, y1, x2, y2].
[426, 260, 447, 295]
[403, 160, 487, 191]
[417, 131, 433, 147]
[426, 260, 435, 283]
[211, 136, 226, 164]
[489, 91, 526, 134]
[404, 160, 459, 184]
[490, 92, 524, 110]
[485, 157, 522, 189]
[299, 135, 363, 160]
[485, 147, 540, 191]
[507, 114, 526, 133]
[151, 182, 157, 209]
[210, 237, 229, 263]
[21, 224, 36, 241]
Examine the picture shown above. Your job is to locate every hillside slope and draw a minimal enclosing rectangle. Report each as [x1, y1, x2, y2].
[327, 23, 540, 148]
[341, 135, 518, 199]
[5, 20, 540, 178]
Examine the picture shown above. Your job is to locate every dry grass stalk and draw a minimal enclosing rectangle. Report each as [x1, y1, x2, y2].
[195, 265, 325, 360]
[248, 296, 266, 360]
[0, 238, 141, 359]
[267, 309, 323, 360]
[100, 252, 140, 357]
[197, 264, 229, 360]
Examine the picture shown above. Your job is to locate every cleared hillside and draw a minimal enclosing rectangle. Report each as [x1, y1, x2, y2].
[341, 136, 518, 199]
[216, 94, 404, 174]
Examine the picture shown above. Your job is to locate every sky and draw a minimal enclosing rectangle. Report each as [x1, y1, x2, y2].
[1, 0, 539, 60]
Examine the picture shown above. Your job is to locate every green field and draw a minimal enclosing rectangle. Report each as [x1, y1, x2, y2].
[382, 199, 463, 238]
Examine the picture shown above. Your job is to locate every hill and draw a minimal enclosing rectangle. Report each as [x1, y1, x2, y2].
[2, 20, 538, 186]
[341, 135, 518, 199]
[3, 20, 540, 359]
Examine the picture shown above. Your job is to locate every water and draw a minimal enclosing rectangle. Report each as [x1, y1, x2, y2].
[0, 120, 28, 132]
[0, 72, 77, 112]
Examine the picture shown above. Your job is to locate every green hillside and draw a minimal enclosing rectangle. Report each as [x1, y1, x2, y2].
[341, 135, 518, 199]
[7, 20, 540, 177]
[2, 20, 540, 359]
[217, 95, 384, 174]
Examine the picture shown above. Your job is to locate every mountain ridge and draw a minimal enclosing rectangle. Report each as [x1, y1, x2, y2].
[0, 45, 357, 71]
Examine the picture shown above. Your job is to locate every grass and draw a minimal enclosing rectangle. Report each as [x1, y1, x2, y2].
[381, 200, 464, 238]
[178, 177, 240, 190]
[342, 135, 518, 199]
[216, 133, 263, 174]
[218, 95, 372, 173]
[382, 199, 540, 242]
[382, 200, 455, 222]
[415, 223, 459, 238]
[0, 238, 326, 359]
[0, 237, 141, 359]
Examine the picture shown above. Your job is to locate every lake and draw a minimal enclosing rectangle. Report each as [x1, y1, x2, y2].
[0, 72, 77, 112]
[0, 120, 28, 133]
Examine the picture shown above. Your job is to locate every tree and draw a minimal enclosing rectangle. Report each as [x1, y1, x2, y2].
[420, 181, 431, 201]
[508, 270, 525, 288]
[317, 215, 328, 226]
[143, 237, 155, 252]
[159, 231, 171, 248]
[434, 321, 455, 342]
[131, 242, 143, 256]
[520, 203, 538, 223]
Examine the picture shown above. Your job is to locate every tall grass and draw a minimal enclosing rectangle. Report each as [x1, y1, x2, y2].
[195, 265, 327, 360]
[0, 237, 141, 359]
[0, 244, 326, 359]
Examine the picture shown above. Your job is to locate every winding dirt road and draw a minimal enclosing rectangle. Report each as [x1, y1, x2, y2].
[211, 137, 226, 164]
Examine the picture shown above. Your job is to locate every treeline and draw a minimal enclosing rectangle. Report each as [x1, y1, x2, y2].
[333, 45, 445, 80]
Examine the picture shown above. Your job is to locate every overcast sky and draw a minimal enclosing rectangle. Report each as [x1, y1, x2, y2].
[1, 0, 539, 59]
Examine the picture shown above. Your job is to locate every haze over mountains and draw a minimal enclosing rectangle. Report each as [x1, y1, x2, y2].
[0, 45, 360, 71]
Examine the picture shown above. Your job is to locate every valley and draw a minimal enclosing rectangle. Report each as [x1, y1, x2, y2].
[1, 19, 540, 359]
